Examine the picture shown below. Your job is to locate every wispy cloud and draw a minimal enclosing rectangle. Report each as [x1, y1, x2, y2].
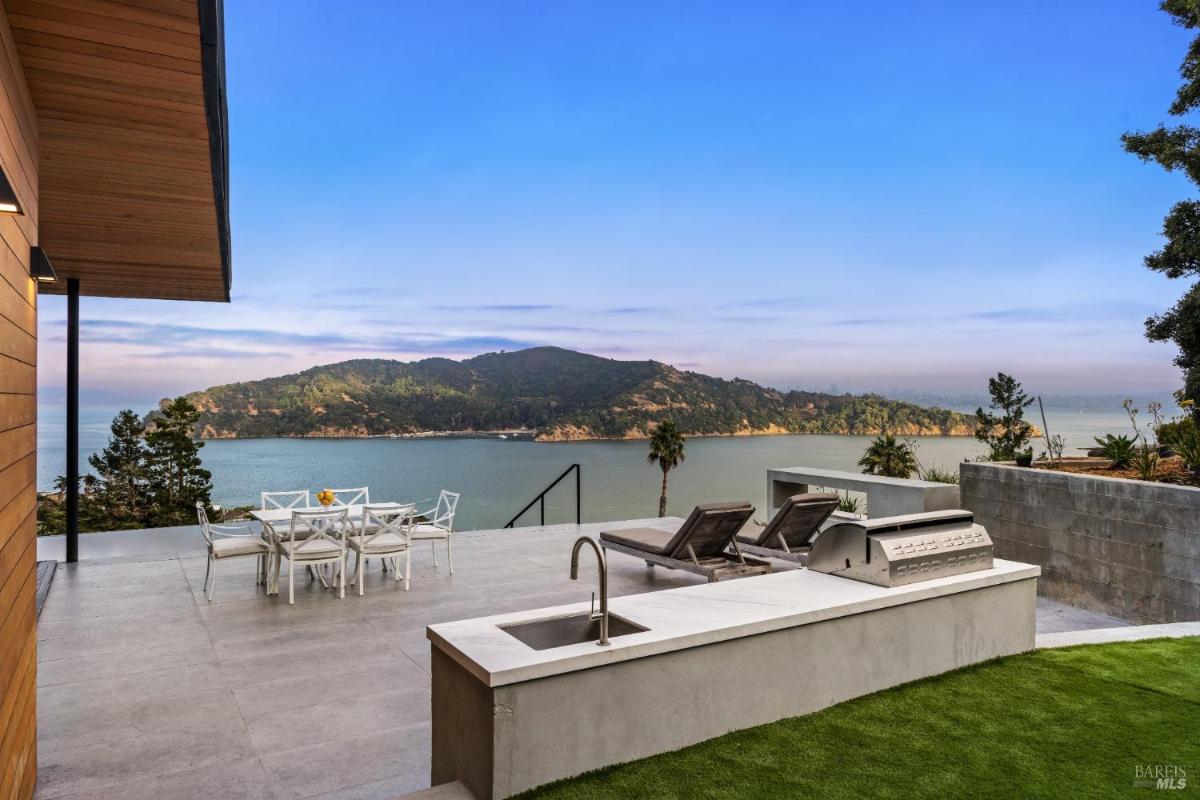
[602, 306, 657, 315]
[715, 314, 780, 324]
[517, 323, 647, 334]
[435, 303, 561, 313]
[66, 319, 539, 358]
[832, 316, 896, 326]
[373, 334, 539, 353]
[951, 301, 1161, 324]
[954, 307, 1064, 323]
[719, 296, 814, 311]
[135, 347, 291, 360]
[71, 319, 357, 349]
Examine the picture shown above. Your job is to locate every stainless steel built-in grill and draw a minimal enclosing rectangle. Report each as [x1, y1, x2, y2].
[808, 510, 993, 587]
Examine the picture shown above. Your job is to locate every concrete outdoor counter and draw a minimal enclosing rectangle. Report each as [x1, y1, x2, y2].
[428, 560, 1040, 798]
[427, 559, 1040, 688]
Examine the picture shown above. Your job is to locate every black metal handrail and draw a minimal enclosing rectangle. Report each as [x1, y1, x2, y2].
[504, 463, 581, 528]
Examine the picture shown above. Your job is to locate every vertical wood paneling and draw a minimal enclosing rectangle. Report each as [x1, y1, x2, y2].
[0, 2, 37, 798]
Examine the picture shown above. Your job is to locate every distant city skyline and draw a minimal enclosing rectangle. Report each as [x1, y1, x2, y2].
[35, 1, 1194, 399]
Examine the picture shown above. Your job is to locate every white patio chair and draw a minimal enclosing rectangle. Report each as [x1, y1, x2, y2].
[327, 486, 369, 507]
[410, 490, 460, 573]
[261, 489, 310, 510]
[327, 487, 382, 544]
[261, 489, 317, 576]
[348, 506, 414, 595]
[273, 508, 350, 605]
[197, 502, 270, 602]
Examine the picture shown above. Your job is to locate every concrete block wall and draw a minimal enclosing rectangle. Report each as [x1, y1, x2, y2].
[960, 462, 1200, 623]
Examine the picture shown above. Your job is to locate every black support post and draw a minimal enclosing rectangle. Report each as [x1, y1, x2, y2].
[65, 278, 79, 563]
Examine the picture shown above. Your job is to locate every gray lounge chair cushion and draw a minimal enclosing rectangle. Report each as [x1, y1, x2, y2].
[734, 523, 767, 546]
[598, 527, 674, 554]
[602, 501, 755, 560]
[735, 493, 838, 549]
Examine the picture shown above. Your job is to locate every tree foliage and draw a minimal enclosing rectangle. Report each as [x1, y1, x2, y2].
[857, 433, 919, 479]
[1123, 1, 1200, 409]
[646, 419, 686, 517]
[36, 399, 213, 535]
[86, 410, 149, 529]
[145, 398, 213, 526]
[974, 373, 1035, 461]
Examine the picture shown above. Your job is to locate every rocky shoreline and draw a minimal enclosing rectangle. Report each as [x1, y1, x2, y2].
[198, 425, 977, 442]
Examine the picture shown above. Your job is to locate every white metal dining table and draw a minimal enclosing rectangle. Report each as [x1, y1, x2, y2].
[250, 502, 414, 596]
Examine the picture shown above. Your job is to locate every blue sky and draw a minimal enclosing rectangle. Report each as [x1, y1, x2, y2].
[36, 1, 1197, 400]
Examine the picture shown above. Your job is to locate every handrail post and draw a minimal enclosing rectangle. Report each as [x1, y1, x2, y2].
[504, 463, 583, 529]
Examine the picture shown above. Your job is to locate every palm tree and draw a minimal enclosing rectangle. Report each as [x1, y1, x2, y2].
[647, 419, 686, 517]
[858, 432, 918, 478]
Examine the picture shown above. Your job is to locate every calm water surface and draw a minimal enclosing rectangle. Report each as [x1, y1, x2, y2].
[37, 404, 1157, 530]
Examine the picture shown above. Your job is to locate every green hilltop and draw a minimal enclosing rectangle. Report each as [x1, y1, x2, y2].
[184, 346, 974, 440]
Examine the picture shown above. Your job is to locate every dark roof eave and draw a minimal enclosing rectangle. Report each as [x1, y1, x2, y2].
[198, 0, 231, 302]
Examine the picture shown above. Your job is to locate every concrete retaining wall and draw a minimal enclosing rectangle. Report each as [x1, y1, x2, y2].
[960, 462, 1200, 623]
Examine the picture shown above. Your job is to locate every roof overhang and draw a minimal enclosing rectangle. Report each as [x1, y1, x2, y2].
[8, 0, 230, 302]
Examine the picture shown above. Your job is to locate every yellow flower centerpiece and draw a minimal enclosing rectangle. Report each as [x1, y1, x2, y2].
[316, 489, 335, 508]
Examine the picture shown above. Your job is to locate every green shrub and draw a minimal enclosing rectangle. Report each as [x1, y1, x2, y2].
[1094, 434, 1136, 468]
[837, 493, 862, 514]
[1132, 445, 1160, 481]
[921, 465, 960, 484]
[1156, 416, 1196, 449]
[1040, 434, 1065, 463]
[1172, 426, 1200, 473]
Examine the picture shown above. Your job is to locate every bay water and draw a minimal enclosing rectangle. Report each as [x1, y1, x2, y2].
[36, 403, 1147, 531]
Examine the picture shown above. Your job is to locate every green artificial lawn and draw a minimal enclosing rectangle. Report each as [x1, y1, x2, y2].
[519, 637, 1200, 800]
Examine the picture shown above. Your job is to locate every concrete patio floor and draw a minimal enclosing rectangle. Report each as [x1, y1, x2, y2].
[34, 519, 1128, 800]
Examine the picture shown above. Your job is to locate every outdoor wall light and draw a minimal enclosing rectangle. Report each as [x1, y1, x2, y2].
[0, 168, 22, 214]
[30, 246, 57, 283]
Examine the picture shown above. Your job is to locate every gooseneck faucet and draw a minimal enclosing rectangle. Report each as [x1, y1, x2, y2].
[570, 536, 609, 646]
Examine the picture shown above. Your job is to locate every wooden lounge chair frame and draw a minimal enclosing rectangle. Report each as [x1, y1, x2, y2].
[734, 493, 840, 565]
[600, 502, 772, 583]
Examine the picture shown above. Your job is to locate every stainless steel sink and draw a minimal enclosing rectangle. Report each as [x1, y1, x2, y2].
[500, 612, 648, 651]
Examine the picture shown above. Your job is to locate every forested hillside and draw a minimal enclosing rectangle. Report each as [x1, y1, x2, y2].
[184, 347, 975, 440]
